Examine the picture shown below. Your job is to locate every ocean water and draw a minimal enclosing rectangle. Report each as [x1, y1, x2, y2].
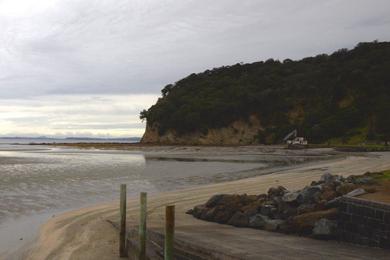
[0, 146, 268, 223]
[0, 143, 270, 256]
[0, 142, 336, 257]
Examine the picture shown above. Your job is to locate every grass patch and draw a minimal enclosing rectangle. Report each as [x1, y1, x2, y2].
[377, 170, 390, 180]
[370, 170, 390, 180]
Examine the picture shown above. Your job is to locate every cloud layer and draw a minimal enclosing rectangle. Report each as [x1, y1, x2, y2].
[0, 94, 157, 137]
[0, 0, 389, 136]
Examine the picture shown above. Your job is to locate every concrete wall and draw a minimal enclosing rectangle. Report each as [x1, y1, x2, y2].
[338, 196, 390, 248]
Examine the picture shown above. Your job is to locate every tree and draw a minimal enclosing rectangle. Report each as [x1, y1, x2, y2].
[375, 96, 390, 145]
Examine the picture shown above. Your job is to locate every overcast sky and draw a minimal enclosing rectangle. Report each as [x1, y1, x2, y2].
[1, 0, 390, 137]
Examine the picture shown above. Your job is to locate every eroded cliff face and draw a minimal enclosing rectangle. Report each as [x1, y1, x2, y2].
[141, 115, 263, 145]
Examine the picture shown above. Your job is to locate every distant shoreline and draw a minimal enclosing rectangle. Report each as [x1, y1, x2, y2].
[27, 142, 390, 152]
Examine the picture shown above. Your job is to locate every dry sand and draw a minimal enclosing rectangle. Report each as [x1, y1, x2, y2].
[26, 152, 390, 260]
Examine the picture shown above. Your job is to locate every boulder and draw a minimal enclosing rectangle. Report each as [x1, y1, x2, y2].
[279, 204, 298, 219]
[320, 189, 338, 202]
[249, 214, 285, 231]
[202, 207, 217, 221]
[192, 205, 207, 218]
[346, 175, 375, 185]
[320, 172, 334, 183]
[354, 176, 375, 185]
[264, 219, 286, 232]
[320, 173, 344, 185]
[201, 205, 234, 223]
[336, 183, 357, 195]
[241, 200, 264, 217]
[205, 194, 225, 207]
[282, 191, 299, 203]
[345, 188, 366, 197]
[268, 186, 287, 198]
[216, 194, 244, 212]
[227, 212, 249, 227]
[312, 218, 337, 238]
[290, 208, 338, 234]
[221, 194, 242, 206]
[240, 194, 259, 205]
[325, 197, 342, 208]
[271, 196, 284, 210]
[260, 204, 277, 217]
[297, 186, 322, 204]
[312, 191, 323, 204]
[249, 214, 269, 229]
[213, 208, 235, 224]
[297, 203, 317, 215]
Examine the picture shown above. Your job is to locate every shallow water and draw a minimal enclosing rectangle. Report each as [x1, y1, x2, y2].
[0, 144, 336, 257]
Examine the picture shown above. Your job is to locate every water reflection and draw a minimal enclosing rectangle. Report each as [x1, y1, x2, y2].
[0, 146, 269, 224]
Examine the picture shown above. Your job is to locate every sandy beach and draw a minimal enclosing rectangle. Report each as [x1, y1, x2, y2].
[0, 145, 337, 258]
[22, 150, 390, 260]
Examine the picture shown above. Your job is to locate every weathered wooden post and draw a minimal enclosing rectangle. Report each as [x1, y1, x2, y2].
[120, 184, 127, 257]
[164, 205, 175, 260]
[139, 192, 147, 260]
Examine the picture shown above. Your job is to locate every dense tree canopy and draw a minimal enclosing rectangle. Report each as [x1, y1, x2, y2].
[140, 41, 390, 144]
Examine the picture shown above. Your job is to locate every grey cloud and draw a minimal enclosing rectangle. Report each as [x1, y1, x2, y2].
[1, 0, 390, 99]
[0, 0, 389, 137]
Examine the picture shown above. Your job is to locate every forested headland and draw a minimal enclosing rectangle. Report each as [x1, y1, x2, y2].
[140, 41, 390, 145]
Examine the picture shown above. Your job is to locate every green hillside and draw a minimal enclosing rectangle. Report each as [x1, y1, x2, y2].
[140, 41, 390, 145]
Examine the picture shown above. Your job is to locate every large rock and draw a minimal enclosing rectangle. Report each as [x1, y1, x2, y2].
[264, 219, 286, 232]
[249, 214, 285, 231]
[336, 183, 357, 195]
[249, 214, 269, 229]
[282, 191, 299, 203]
[260, 204, 277, 217]
[241, 200, 264, 217]
[346, 175, 376, 185]
[320, 172, 334, 183]
[192, 205, 207, 218]
[290, 208, 338, 234]
[279, 204, 298, 219]
[297, 203, 317, 215]
[345, 188, 366, 197]
[320, 173, 344, 184]
[240, 194, 260, 204]
[320, 189, 338, 202]
[354, 176, 375, 185]
[210, 194, 244, 212]
[227, 212, 249, 227]
[297, 186, 322, 204]
[205, 194, 225, 207]
[268, 186, 287, 198]
[312, 218, 337, 238]
[202, 205, 235, 223]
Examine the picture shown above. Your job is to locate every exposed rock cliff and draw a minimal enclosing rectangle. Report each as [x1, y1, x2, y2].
[141, 115, 263, 145]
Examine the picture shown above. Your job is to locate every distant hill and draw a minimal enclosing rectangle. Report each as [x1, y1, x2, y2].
[0, 136, 141, 144]
[140, 41, 390, 145]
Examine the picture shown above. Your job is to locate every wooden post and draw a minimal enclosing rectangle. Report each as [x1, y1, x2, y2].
[164, 205, 175, 260]
[120, 184, 127, 257]
[139, 192, 147, 260]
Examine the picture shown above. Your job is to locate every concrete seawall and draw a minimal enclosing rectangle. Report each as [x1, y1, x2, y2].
[338, 197, 390, 248]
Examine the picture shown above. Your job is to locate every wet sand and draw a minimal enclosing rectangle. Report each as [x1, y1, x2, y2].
[25, 151, 390, 260]
[0, 145, 338, 259]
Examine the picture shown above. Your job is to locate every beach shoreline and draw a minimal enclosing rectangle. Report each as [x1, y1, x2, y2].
[22, 150, 390, 259]
[0, 145, 338, 259]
